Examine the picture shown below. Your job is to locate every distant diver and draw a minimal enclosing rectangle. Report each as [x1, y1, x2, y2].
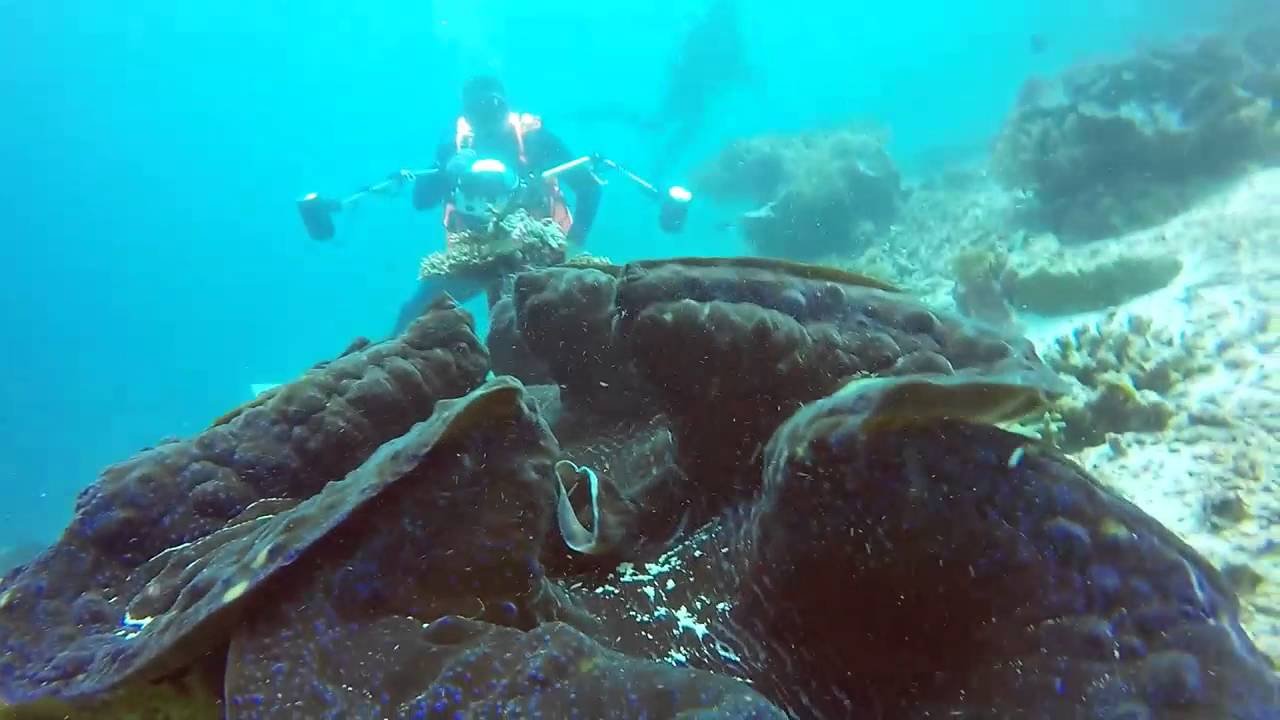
[574, 0, 754, 179]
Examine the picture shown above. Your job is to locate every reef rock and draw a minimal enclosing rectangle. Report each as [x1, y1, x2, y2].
[3, 256, 1277, 720]
[0, 377, 782, 718]
[559, 372, 1280, 719]
[0, 298, 490, 712]
[485, 296, 553, 384]
[1004, 238, 1184, 316]
[993, 31, 1280, 241]
[696, 126, 903, 259]
[730, 374, 1279, 717]
[510, 256, 1067, 531]
[949, 238, 1185, 325]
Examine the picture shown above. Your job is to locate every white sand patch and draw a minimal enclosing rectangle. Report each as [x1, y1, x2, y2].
[1058, 168, 1280, 659]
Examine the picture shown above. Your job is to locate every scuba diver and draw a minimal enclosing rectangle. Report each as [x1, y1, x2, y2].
[568, 0, 754, 181]
[295, 75, 693, 337]
[385, 75, 605, 334]
[405, 75, 602, 245]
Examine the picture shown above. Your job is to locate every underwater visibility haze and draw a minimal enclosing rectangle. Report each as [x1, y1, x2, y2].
[0, 0, 1278, 717]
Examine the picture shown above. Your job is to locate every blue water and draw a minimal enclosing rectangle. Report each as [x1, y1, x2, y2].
[0, 1, 1216, 548]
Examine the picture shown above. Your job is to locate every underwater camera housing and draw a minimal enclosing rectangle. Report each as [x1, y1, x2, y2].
[452, 158, 521, 221]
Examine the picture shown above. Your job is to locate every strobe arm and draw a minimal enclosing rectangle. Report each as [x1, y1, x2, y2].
[540, 155, 694, 233]
[297, 168, 438, 241]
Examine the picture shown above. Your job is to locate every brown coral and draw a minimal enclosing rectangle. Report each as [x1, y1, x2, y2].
[418, 209, 567, 281]
[1035, 312, 1212, 450]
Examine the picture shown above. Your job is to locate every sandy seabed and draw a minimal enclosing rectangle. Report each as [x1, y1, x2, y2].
[1020, 170, 1280, 660]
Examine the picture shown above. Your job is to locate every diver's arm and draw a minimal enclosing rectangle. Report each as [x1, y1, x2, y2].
[536, 130, 602, 243]
[411, 137, 457, 210]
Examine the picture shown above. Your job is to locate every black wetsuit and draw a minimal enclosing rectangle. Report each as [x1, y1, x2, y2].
[391, 118, 602, 337]
[411, 121, 601, 244]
